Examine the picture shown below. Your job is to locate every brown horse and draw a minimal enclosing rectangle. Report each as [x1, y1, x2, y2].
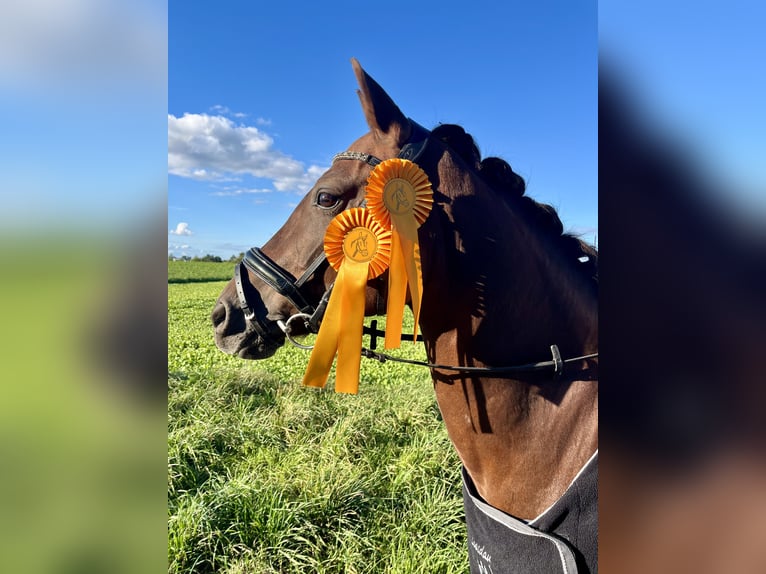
[213, 59, 598, 573]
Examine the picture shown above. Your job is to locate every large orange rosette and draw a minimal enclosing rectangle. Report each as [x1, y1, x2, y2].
[365, 158, 433, 348]
[302, 208, 391, 394]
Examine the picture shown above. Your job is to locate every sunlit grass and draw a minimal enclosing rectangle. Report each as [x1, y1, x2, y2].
[168, 260, 235, 283]
[168, 278, 467, 573]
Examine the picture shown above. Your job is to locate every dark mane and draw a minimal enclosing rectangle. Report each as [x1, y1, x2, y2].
[431, 124, 598, 288]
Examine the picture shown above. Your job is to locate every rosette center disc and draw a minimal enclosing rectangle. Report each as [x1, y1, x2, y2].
[342, 227, 378, 263]
[382, 178, 417, 215]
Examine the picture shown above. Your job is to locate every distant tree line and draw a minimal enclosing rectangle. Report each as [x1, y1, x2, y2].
[169, 252, 244, 263]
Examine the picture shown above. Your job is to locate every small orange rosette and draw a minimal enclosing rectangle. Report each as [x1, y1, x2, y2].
[301, 208, 391, 394]
[365, 158, 433, 348]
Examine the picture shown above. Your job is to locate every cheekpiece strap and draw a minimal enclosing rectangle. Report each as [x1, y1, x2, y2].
[397, 120, 430, 164]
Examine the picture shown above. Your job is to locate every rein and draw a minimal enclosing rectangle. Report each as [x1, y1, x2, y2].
[360, 319, 597, 378]
[233, 118, 598, 379]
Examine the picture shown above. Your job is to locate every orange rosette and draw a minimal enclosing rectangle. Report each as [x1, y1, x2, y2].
[365, 158, 433, 348]
[302, 208, 391, 394]
[323, 208, 392, 279]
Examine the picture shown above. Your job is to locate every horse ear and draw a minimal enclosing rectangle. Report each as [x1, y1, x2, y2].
[351, 58, 411, 145]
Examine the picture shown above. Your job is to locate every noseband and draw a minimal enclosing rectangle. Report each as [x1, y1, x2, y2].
[232, 119, 431, 347]
[234, 248, 331, 346]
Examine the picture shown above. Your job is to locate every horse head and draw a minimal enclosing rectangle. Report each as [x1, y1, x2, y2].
[212, 59, 416, 359]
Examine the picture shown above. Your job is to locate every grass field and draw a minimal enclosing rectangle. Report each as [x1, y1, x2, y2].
[168, 260, 235, 283]
[168, 264, 467, 573]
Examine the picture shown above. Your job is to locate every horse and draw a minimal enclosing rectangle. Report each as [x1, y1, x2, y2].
[212, 59, 598, 573]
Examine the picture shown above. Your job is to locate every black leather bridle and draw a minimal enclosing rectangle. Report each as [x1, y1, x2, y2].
[233, 247, 330, 347]
[232, 119, 432, 348]
[231, 119, 598, 377]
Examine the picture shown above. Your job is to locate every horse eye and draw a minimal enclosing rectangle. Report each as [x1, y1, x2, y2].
[316, 191, 340, 209]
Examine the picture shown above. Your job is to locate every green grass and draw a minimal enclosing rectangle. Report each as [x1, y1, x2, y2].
[169, 260, 235, 283]
[169, 276, 467, 573]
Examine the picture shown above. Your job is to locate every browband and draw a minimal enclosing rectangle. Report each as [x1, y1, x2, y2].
[332, 119, 431, 167]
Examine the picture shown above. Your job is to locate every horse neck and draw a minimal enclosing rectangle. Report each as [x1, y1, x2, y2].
[418, 153, 598, 519]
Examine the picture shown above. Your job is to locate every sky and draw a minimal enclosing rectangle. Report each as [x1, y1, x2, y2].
[0, 1, 760, 253]
[1, 0, 166, 234]
[168, 1, 598, 258]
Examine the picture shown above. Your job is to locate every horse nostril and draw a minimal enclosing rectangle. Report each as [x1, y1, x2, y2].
[211, 302, 227, 329]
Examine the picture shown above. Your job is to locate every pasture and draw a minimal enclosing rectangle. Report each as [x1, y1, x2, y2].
[168, 261, 467, 573]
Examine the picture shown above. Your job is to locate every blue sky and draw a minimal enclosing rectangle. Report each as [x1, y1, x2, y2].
[168, 1, 598, 258]
[1, 0, 166, 235]
[0, 1, 760, 254]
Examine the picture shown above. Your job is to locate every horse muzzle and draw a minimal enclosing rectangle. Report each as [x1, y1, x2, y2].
[211, 294, 286, 359]
[213, 249, 330, 360]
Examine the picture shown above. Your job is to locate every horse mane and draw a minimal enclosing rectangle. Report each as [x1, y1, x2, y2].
[431, 124, 598, 288]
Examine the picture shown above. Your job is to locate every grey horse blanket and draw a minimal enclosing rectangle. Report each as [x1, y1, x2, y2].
[462, 452, 597, 574]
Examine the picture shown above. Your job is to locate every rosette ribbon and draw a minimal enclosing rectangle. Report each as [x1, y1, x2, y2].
[365, 158, 433, 348]
[302, 208, 391, 394]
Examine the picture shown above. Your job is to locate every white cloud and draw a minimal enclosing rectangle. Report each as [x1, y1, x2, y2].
[168, 113, 326, 193]
[273, 164, 327, 192]
[210, 105, 248, 120]
[169, 222, 192, 236]
[210, 104, 230, 114]
[210, 187, 273, 197]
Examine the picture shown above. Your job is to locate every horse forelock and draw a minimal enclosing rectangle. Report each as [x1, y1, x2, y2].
[431, 124, 598, 292]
